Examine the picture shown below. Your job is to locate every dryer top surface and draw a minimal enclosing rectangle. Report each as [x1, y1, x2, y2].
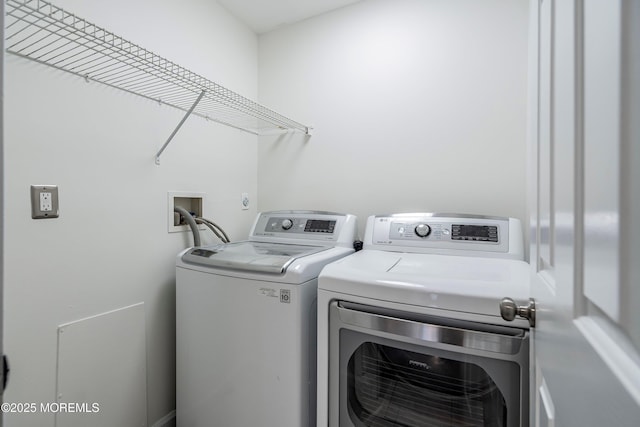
[318, 249, 530, 322]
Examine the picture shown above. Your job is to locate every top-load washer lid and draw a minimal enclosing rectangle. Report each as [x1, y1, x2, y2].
[181, 241, 329, 274]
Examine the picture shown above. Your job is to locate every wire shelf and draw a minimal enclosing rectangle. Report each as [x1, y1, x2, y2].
[5, 0, 312, 160]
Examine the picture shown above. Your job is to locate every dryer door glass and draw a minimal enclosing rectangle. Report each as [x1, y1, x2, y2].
[347, 342, 506, 427]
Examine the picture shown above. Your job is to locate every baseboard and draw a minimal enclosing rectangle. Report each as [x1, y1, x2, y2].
[151, 410, 176, 427]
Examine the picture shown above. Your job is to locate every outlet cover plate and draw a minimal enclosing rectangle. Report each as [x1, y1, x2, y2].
[31, 185, 59, 219]
[241, 193, 249, 210]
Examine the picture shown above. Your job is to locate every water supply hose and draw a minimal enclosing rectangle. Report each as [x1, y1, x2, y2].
[174, 206, 201, 247]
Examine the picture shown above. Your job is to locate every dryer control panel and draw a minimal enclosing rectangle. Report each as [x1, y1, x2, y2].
[365, 213, 524, 260]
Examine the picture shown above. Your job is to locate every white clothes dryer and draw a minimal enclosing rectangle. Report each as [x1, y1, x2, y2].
[317, 213, 531, 427]
[176, 210, 357, 427]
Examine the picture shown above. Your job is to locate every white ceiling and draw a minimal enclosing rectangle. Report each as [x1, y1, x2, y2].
[216, 0, 362, 34]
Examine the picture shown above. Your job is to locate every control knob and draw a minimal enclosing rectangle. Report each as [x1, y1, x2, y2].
[414, 223, 431, 238]
[281, 219, 294, 230]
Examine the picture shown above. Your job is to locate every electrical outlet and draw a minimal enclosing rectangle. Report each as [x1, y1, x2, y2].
[31, 185, 59, 219]
[40, 192, 53, 211]
[241, 193, 249, 210]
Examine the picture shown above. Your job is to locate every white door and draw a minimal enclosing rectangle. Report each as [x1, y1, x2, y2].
[525, 0, 640, 426]
[1, 0, 5, 425]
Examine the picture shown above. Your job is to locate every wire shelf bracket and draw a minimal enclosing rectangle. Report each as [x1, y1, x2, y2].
[155, 90, 205, 165]
[5, 0, 313, 164]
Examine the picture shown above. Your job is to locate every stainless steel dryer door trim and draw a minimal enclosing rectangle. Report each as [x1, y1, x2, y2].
[334, 301, 525, 355]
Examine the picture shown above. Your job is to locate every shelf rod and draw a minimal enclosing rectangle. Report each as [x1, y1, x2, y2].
[155, 89, 206, 165]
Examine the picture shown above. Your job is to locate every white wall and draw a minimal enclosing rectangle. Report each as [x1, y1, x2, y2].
[3, 0, 258, 425]
[258, 0, 530, 239]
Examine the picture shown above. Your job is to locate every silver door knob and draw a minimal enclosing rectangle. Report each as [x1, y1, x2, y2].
[500, 297, 536, 327]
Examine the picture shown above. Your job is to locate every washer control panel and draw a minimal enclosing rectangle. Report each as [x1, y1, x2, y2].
[366, 213, 522, 258]
[250, 211, 357, 246]
[263, 217, 336, 234]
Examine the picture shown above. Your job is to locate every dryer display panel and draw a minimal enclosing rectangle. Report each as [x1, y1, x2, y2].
[452, 224, 498, 242]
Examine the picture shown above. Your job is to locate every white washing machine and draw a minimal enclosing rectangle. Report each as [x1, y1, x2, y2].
[176, 210, 357, 427]
[317, 213, 531, 427]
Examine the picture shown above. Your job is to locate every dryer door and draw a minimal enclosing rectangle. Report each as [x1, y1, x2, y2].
[328, 302, 529, 427]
